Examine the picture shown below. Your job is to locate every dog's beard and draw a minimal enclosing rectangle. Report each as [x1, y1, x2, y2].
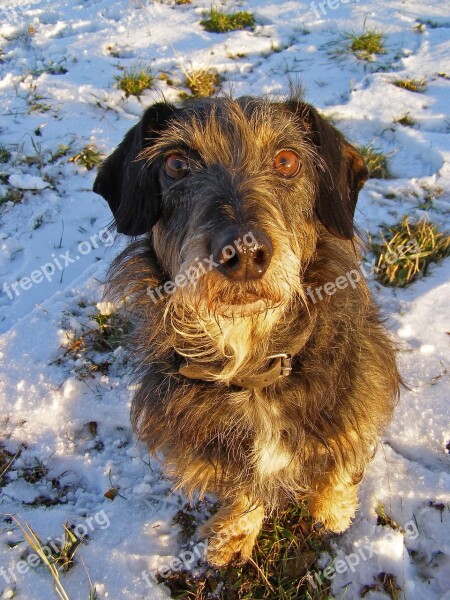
[162, 250, 308, 382]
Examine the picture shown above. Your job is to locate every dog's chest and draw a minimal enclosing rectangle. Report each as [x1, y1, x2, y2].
[254, 438, 292, 477]
[248, 397, 293, 478]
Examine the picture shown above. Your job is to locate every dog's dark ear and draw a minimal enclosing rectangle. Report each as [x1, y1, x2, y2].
[93, 102, 175, 236]
[288, 101, 368, 239]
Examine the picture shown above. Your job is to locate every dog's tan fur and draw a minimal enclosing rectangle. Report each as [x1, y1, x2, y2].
[94, 95, 400, 566]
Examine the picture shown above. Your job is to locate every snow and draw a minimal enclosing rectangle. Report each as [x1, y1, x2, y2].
[8, 174, 49, 190]
[0, 0, 449, 599]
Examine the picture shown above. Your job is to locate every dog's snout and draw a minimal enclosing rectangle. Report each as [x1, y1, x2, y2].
[212, 227, 273, 281]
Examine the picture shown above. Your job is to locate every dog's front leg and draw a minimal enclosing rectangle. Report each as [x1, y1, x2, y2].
[200, 495, 264, 567]
[308, 468, 362, 533]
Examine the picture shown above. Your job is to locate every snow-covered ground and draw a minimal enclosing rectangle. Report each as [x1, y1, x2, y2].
[0, 1, 449, 598]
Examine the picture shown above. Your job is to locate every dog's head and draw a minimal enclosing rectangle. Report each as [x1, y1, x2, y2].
[94, 96, 367, 317]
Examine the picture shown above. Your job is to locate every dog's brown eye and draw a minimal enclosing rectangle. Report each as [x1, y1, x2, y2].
[274, 150, 302, 178]
[165, 153, 189, 180]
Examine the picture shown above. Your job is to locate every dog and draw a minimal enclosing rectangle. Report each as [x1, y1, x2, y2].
[93, 95, 400, 567]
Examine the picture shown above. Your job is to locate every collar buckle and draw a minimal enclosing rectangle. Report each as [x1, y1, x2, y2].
[268, 353, 292, 377]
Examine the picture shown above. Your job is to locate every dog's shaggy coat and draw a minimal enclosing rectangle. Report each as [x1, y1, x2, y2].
[94, 95, 400, 566]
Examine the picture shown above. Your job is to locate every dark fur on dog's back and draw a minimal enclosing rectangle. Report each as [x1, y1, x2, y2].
[95, 94, 400, 565]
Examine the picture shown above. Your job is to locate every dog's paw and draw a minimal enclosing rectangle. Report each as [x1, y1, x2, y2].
[203, 531, 255, 567]
[200, 505, 264, 567]
[308, 486, 358, 533]
[312, 508, 355, 533]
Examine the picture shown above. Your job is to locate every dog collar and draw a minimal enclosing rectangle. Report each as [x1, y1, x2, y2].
[178, 353, 293, 389]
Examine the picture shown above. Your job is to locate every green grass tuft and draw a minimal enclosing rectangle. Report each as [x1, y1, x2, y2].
[392, 78, 426, 93]
[347, 30, 386, 61]
[0, 444, 20, 486]
[58, 305, 130, 380]
[227, 50, 247, 59]
[361, 572, 402, 600]
[375, 502, 400, 530]
[370, 217, 450, 287]
[185, 68, 222, 97]
[50, 144, 71, 163]
[64, 310, 128, 358]
[69, 145, 103, 171]
[115, 67, 154, 98]
[0, 145, 11, 163]
[0, 188, 24, 205]
[9, 515, 71, 600]
[358, 144, 391, 179]
[394, 113, 415, 127]
[200, 8, 255, 33]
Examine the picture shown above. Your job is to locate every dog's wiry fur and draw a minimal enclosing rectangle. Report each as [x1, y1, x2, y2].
[94, 95, 400, 566]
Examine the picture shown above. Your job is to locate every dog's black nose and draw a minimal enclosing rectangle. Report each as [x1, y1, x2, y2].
[211, 227, 273, 281]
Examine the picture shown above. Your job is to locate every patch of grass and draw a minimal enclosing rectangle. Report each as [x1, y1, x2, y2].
[64, 310, 127, 356]
[394, 113, 415, 127]
[92, 310, 129, 350]
[270, 39, 282, 53]
[370, 217, 450, 287]
[417, 185, 443, 210]
[69, 145, 103, 170]
[53, 523, 84, 573]
[163, 501, 332, 599]
[0, 188, 24, 206]
[227, 50, 247, 59]
[0, 444, 21, 486]
[175, 0, 191, 4]
[428, 501, 447, 521]
[158, 72, 175, 86]
[50, 144, 71, 163]
[361, 572, 402, 600]
[392, 78, 426, 93]
[59, 306, 130, 379]
[416, 18, 444, 29]
[375, 502, 400, 530]
[20, 457, 48, 484]
[346, 30, 386, 61]
[358, 143, 391, 179]
[185, 68, 222, 97]
[30, 60, 68, 76]
[115, 67, 154, 98]
[200, 8, 255, 33]
[28, 93, 53, 113]
[3, 449, 72, 506]
[0, 145, 11, 163]
[173, 506, 201, 541]
[9, 514, 71, 600]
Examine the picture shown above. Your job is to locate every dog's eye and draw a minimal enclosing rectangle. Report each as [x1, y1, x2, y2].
[165, 154, 190, 180]
[273, 149, 302, 178]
